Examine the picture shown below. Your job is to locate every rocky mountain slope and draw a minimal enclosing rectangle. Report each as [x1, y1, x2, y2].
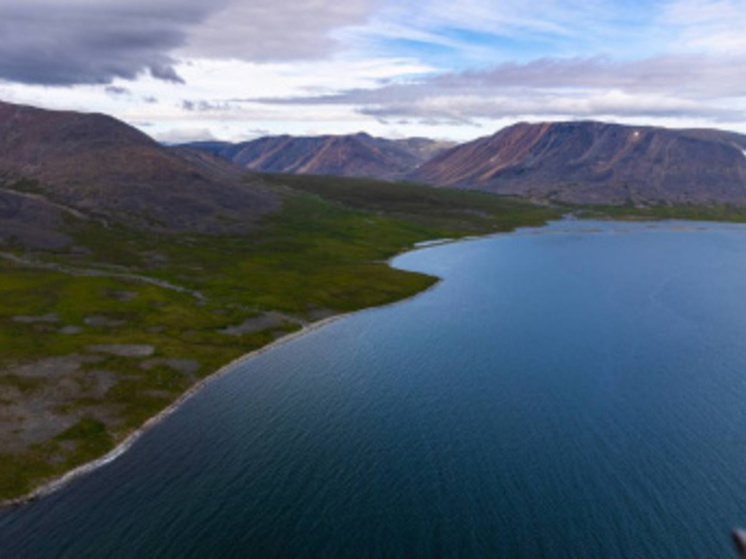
[184, 133, 453, 180]
[0, 100, 278, 248]
[411, 121, 746, 205]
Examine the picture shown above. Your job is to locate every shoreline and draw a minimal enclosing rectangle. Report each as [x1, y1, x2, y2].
[4, 217, 727, 509]
[0, 266, 446, 510]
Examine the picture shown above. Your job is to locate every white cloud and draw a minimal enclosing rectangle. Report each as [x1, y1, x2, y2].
[155, 127, 218, 144]
[254, 53, 746, 123]
[665, 0, 746, 53]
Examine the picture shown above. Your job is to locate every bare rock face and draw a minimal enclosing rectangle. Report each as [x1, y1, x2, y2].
[184, 133, 454, 180]
[411, 121, 746, 206]
[0, 100, 279, 236]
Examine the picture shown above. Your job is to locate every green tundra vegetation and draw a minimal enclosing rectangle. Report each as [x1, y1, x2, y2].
[0, 175, 560, 502]
[582, 203, 746, 223]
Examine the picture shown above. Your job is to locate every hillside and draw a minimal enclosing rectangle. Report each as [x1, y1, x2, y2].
[411, 121, 746, 205]
[0, 100, 278, 247]
[184, 133, 453, 180]
[0, 156, 560, 505]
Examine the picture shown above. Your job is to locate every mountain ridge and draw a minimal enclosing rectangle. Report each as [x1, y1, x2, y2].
[185, 120, 746, 206]
[5, 97, 746, 236]
[411, 121, 746, 205]
[181, 133, 454, 180]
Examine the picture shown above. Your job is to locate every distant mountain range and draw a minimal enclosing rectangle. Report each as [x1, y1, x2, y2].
[188, 122, 746, 206]
[0, 100, 277, 248]
[181, 134, 454, 180]
[4, 98, 746, 251]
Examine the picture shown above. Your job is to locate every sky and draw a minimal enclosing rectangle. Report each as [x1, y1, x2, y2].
[1, 0, 745, 143]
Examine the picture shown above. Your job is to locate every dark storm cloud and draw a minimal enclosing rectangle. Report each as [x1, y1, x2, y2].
[0, 0, 379, 87]
[0, 0, 230, 86]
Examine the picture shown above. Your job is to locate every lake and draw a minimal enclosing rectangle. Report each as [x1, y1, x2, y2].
[3, 220, 746, 557]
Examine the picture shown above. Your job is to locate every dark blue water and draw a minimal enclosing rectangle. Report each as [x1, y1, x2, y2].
[4, 221, 746, 557]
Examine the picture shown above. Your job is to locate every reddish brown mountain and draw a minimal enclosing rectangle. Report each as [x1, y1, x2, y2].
[0, 100, 277, 242]
[185, 133, 453, 180]
[412, 121, 746, 205]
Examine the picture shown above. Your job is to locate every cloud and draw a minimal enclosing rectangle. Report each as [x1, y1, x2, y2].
[105, 86, 131, 96]
[341, 0, 666, 69]
[4, 0, 746, 141]
[182, 99, 233, 112]
[430, 55, 746, 99]
[0, 0, 377, 87]
[182, 0, 379, 61]
[0, 0, 221, 85]
[251, 54, 746, 123]
[664, 0, 746, 52]
[360, 91, 740, 123]
[154, 127, 218, 144]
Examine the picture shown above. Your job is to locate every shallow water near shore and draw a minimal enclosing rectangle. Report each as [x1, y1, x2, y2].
[4, 220, 746, 557]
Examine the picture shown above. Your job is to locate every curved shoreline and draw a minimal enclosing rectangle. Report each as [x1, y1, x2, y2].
[4, 217, 723, 509]
[0, 272, 445, 510]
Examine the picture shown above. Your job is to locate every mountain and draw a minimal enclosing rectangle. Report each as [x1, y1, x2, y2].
[184, 133, 453, 180]
[5, 101, 746, 251]
[412, 121, 746, 205]
[0, 100, 278, 248]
